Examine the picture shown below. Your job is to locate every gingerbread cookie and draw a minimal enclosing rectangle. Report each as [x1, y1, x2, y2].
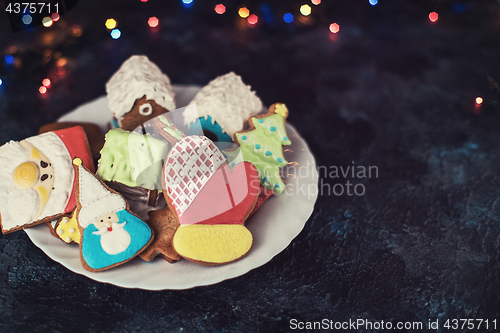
[54, 210, 80, 244]
[227, 103, 291, 194]
[39, 122, 105, 164]
[162, 136, 259, 265]
[183, 72, 262, 143]
[139, 207, 180, 263]
[0, 127, 93, 234]
[106, 55, 176, 131]
[74, 158, 153, 272]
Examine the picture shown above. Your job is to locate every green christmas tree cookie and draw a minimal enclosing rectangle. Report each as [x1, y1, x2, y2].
[227, 103, 291, 194]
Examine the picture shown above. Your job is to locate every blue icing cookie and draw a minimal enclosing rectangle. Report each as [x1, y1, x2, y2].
[188, 116, 232, 143]
[81, 210, 152, 270]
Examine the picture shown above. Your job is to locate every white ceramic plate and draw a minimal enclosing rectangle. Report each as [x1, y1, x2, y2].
[24, 85, 319, 290]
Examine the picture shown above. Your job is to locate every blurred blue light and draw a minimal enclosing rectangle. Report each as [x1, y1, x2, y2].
[369, 0, 378, 6]
[110, 29, 121, 39]
[22, 14, 32, 25]
[182, 0, 193, 8]
[454, 3, 467, 13]
[261, 3, 271, 13]
[4, 55, 14, 65]
[0, 79, 3, 86]
[283, 13, 293, 23]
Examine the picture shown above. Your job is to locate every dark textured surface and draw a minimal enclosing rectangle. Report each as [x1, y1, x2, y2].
[1, 0, 500, 332]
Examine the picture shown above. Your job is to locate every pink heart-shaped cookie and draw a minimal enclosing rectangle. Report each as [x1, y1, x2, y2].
[162, 136, 259, 225]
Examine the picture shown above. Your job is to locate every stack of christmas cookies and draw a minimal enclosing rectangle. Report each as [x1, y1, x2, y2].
[0, 55, 292, 272]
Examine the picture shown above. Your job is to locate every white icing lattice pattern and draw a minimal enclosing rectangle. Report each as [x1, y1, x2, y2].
[163, 136, 225, 217]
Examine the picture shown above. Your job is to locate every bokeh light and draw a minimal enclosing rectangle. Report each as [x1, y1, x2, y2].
[247, 14, 258, 25]
[148, 16, 159, 27]
[238, 7, 250, 18]
[182, 0, 193, 7]
[215, 4, 226, 14]
[329, 23, 340, 33]
[39, 86, 47, 94]
[51, 13, 60, 22]
[369, 0, 378, 5]
[300, 4, 312, 16]
[22, 15, 33, 25]
[110, 29, 121, 39]
[4, 55, 14, 65]
[42, 17, 53, 27]
[0, 79, 3, 86]
[311, 0, 321, 5]
[283, 13, 294, 23]
[42, 78, 51, 88]
[429, 12, 438, 23]
[476, 97, 483, 105]
[105, 18, 117, 30]
[141, 0, 149, 2]
[56, 58, 68, 67]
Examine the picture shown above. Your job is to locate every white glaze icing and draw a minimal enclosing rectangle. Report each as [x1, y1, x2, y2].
[183, 72, 263, 138]
[0, 141, 31, 230]
[163, 136, 225, 217]
[77, 165, 126, 228]
[93, 221, 131, 255]
[106, 55, 176, 121]
[26, 132, 74, 220]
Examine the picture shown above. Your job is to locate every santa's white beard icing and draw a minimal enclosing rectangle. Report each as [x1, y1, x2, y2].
[93, 221, 131, 255]
[0, 133, 73, 231]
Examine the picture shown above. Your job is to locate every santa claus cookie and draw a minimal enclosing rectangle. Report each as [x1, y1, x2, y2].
[162, 136, 260, 265]
[73, 158, 153, 272]
[0, 127, 93, 234]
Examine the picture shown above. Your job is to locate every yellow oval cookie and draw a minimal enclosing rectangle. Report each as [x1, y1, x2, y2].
[173, 224, 253, 264]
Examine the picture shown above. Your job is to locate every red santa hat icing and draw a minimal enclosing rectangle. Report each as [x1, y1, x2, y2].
[163, 136, 225, 217]
[77, 163, 126, 228]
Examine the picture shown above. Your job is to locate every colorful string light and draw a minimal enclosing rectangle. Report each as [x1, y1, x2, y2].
[42, 17, 53, 27]
[329, 23, 340, 33]
[283, 13, 294, 23]
[148, 16, 159, 28]
[22, 14, 32, 25]
[238, 7, 250, 18]
[105, 19, 117, 30]
[215, 4, 226, 14]
[182, 0, 193, 8]
[110, 29, 121, 39]
[4, 55, 14, 65]
[429, 12, 438, 23]
[247, 14, 258, 25]
[300, 4, 311, 16]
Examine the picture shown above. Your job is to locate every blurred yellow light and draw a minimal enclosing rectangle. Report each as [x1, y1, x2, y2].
[238, 7, 250, 18]
[105, 19, 117, 30]
[300, 4, 311, 16]
[42, 17, 53, 27]
[476, 97, 483, 105]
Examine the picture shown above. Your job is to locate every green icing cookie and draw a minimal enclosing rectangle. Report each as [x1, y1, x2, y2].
[98, 128, 168, 190]
[228, 103, 291, 194]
